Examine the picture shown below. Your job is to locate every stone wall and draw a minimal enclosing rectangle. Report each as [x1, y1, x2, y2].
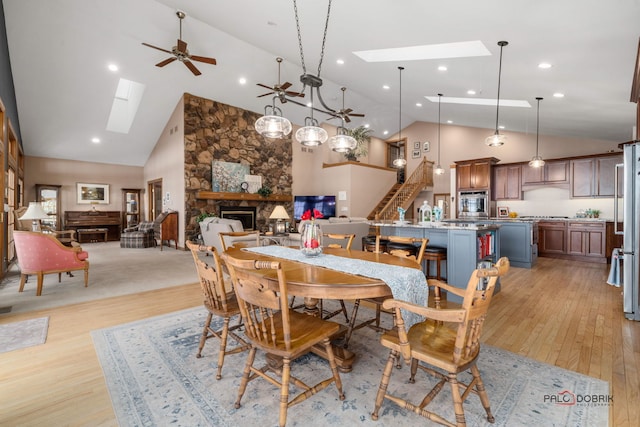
[183, 93, 293, 239]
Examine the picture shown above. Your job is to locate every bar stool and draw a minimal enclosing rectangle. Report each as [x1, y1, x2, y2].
[423, 246, 447, 281]
[386, 241, 419, 258]
[362, 235, 389, 253]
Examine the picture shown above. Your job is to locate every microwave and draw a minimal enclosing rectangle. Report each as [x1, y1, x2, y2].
[458, 190, 494, 218]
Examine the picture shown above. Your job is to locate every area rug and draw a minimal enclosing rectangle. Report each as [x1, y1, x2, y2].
[0, 316, 49, 354]
[92, 307, 610, 427]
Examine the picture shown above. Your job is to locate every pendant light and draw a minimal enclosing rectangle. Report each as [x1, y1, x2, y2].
[254, 58, 292, 139]
[392, 66, 407, 168]
[328, 87, 357, 152]
[434, 93, 445, 175]
[485, 41, 509, 147]
[295, 88, 328, 146]
[529, 97, 546, 167]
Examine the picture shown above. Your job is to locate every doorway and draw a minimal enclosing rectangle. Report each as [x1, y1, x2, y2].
[147, 179, 163, 221]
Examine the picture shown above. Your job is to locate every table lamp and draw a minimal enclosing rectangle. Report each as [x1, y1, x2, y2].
[19, 202, 49, 232]
[269, 205, 289, 235]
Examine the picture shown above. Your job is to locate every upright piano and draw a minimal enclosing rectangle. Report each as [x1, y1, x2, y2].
[64, 210, 122, 241]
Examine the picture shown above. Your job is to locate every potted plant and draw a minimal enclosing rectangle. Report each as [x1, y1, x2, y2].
[257, 185, 272, 198]
[344, 125, 373, 162]
[196, 212, 217, 224]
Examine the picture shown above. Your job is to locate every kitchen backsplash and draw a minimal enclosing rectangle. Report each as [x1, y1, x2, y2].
[496, 187, 620, 220]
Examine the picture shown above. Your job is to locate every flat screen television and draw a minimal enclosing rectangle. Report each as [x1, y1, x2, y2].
[293, 195, 336, 221]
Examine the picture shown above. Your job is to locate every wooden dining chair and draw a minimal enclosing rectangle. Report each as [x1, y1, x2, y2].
[186, 241, 250, 380]
[371, 257, 510, 426]
[218, 230, 261, 252]
[225, 255, 345, 427]
[343, 235, 428, 348]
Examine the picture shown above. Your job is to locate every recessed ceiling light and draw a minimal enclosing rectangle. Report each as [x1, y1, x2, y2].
[108, 64, 118, 72]
[425, 95, 530, 108]
[416, 102, 422, 107]
[467, 90, 476, 95]
[499, 125, 505, 130]
[383, 130, 389, 135]
[306, 102, 313, 107]
[438, 65, 448, 71]
[353, 40, 491, 62]
[91, 137, 100, 143]
[538, 62, 552, 69]
[238, 77, 247, 85]
[447, 120, 453, 124]
[382, 85, 390, 90]
[364, 124, 370, 128]
[336, 59, 344, 65]
[553, 92, 565, 98]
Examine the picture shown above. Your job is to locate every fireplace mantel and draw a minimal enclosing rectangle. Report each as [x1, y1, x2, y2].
[196, 191, 292, 202]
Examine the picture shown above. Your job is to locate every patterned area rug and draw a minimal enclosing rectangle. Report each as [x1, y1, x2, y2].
[0, 317, 49, 354]
[92, 307, 609, 426]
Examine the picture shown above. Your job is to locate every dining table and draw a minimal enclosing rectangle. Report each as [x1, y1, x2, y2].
[221, 245, 428, 372]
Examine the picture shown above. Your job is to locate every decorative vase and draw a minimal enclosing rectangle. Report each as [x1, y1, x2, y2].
[300, 221, 322, 256]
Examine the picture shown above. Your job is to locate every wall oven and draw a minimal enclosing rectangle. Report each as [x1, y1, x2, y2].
[458, 190, 493, 218]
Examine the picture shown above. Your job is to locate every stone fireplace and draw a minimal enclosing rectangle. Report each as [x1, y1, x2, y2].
[219, 206, 257, 231]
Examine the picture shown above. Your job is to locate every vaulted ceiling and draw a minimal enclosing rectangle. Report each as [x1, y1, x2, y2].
[3, 0, 639, 166]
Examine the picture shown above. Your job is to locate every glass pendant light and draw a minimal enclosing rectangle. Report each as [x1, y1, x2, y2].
[529, 97, 546, 167]
[254, 101, 292, 139]
[485, 41, 509, 147]
[295, 89, 328, 146]
[434, 93, 445, 175]
[392, 66, 407, 168]
[328, 87, 357, 152]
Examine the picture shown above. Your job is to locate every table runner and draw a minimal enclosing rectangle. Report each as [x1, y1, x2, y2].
[244, 246, 427, 328]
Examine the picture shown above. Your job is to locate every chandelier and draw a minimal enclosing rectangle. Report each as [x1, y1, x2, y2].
[253, 0, 365, 146]
[486, 41, 509, 147]
[529, 97, 546, 167]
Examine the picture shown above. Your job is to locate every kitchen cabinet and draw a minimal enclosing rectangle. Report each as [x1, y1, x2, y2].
[493, 221, 536, 268]
[493, 164, 522, 200]
[566, 221, 606, 260]
[570, 154, 623, 198]
[538, 220, 567, 255]
[455, 158, 499, 191]
[522, 160, 569, 186]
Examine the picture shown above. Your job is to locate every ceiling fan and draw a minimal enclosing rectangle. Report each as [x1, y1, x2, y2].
[327, 87, 365, 123]
[256, 57, 304, 101]
[142, 11, 216, 76]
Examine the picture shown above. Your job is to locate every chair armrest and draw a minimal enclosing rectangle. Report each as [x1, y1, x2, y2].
[123, 226, 139, 232]
[428, 279, 466, 297]
[382, 298, 466, 324]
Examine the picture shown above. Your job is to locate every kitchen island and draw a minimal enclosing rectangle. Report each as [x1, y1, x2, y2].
[375, 222, 501, 302]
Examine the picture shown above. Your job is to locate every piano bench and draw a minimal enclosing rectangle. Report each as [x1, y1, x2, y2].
[77, 228, 108, 243]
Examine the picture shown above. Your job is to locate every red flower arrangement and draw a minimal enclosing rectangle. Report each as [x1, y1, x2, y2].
[300, 209, 324, 221]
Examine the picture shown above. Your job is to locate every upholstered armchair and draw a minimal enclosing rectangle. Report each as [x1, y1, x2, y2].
[120, 212, 168, 248]
[13, 231, 90, 296]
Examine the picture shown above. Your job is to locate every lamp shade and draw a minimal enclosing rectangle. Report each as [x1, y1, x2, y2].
[295, 125, 328, 147]
[269, 205, 290, 220]
[19, 202, 49, 220]
[255, 115, 292, 139]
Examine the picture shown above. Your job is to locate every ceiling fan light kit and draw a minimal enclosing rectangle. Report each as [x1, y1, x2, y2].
[485, 40, 508, 147]
[142, 11, 217, 76]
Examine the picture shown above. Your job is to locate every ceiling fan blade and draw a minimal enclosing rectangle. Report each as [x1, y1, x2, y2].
[190, 55, 217, 65]
[142, 42, 172, 54]
[184, 60, 201, 76]
[349, 113, 365, 117]
[284, 90, 305, 98]
[177, 39, 187, 53]
[343, 108, 353, 115]
[257, 92, 275, 98]
[344, 116, 352, 123]
[155, 57, 177, 67]
[257, 83, 275, 90]
[280, 82, 292, 90]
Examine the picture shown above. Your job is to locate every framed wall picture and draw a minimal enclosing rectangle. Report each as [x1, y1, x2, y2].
[412, 149, 421, 159]
[497, 206, 510, 218]
[77, 183, 109, 204]
[413, 141, 421, 150]
[423, 141, 430, 152]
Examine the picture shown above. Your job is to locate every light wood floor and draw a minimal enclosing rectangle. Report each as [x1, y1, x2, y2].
[0, 257, 638, 426]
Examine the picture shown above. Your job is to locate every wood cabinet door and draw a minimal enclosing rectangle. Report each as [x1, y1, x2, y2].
[522, 164, 544, 185]
[493, 165, 521, 200]
[493, 166, 507, 200]
[472, 161, 491, 189]
[538, 222, 566, 254]
[585, 230, 605, 257]
[595, 155, 623, 197]
[571, 158, 595, 197]
[546, 161, 569, 183]
[456, 163, 472, 190]
[567, 228, 586, 255]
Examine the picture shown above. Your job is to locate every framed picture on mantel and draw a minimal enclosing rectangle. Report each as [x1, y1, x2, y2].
[77, 183, 109, 204]
[497, 206, 510, 218]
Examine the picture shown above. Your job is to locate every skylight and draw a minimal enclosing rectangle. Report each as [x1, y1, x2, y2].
[106, 78, 145, 134]
[424, 96, 531, 108]
[353, 41, 491, 62]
